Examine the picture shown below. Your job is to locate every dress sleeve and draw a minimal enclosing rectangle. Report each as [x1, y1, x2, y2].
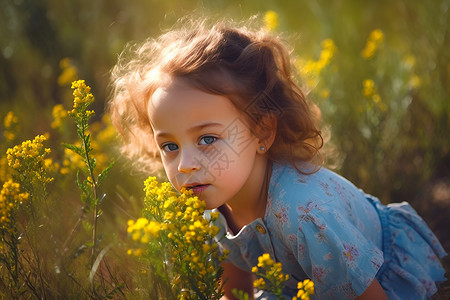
[293, 202, 384, 299]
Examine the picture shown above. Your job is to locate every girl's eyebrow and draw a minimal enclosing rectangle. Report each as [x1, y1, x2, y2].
[187, 122, 223, 133]
[155, 122, 224, 139]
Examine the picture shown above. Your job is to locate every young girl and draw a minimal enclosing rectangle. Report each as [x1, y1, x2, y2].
[108, 18, 447, 299]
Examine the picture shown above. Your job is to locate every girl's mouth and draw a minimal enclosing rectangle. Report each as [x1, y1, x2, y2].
[187, 184, 210, 195]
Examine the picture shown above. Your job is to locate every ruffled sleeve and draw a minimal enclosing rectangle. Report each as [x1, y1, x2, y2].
[292, 201, 384, 299]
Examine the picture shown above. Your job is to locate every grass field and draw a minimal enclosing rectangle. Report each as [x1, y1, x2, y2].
[1, 0, 449, 298]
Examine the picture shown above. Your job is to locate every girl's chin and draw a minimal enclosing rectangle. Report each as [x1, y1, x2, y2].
[203, 200, 218, 210]
[196, 189, 228, 210]
[203, 198, 223, 210]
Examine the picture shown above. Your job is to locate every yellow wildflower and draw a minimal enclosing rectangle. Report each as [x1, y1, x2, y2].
[209, 211, 220, 220]
[144, 220, 161, 237]
[264, 10, 279, 32]
[362, 79, 375, 98]
[362, 29, 384, 59]
[296, 38, 337, 89]
[252, 253, 289, 296]
[6, 135, 53, 184]
[3, 111, 19, 141]
[3, 111, 17, 128]
[319, 39, 337, 67]
[293, 279, 315, 300]
[94, 114, 118, 145]
[0, 180, 29, 230]
[131, 177, 226, 298]
[51, 104, 68, 129]
[0, 156, 10, 183]
[257, 253, 274, 268]
[254, 278, 266, 289]
[69, 80, 95, 119]
[57, 58, 78, 86]
[362, 79, 387, 112]
[133, 248, 143, 257]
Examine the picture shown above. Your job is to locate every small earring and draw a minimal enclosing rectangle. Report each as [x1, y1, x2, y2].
[259, 146, 265, 152]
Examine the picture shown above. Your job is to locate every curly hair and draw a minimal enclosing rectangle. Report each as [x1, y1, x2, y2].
[108, 17, 323, 173]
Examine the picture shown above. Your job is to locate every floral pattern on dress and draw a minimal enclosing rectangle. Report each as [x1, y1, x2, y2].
[342, 243, 359, 268]
[212, 162, 446, 300]
[312, 265, 328, 283]
[272, 201, 290, 226]
[319, 181, 333, 197]
[315, 230, 328, 244]
[296, 201, 326, 231]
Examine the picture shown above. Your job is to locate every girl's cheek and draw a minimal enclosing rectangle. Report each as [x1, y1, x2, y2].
[165, 160, 183, 187]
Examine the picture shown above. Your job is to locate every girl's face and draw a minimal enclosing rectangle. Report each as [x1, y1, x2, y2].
[148, 78, 267, 210]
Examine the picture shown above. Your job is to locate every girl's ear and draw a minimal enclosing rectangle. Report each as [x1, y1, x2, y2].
[256, 114, 277, 153]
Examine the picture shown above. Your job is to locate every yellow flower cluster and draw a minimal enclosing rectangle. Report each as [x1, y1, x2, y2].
[297, 39, 337, 88]
[91, 114, 117, 146]
[362, 29, 384, 59]
[0, 180, 29, 231]
[362, 79, 376, 98]
[51, 104, 68, 129]
[58, 58, 78, 86]
[292, 279, 314, 300]
[402, 55, 421, 89]
[0, 156, 9, 183]
[127, 177, 225, 298]
[127, 218, 161, 244]
[252, 253, 289, 296]
[362, 79, 387, 112]
[264, 10, 279, 32]
[3, 111, 19, 141]
[252, 253, 314, 300]
[6, 135, 54, 184]
[69, 80, 95, 118]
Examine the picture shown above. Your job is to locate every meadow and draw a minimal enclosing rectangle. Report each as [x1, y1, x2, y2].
[0, 0, 449, 298]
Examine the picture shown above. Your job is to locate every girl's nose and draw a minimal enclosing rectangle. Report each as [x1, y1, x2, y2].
[177, 148, 201, 173]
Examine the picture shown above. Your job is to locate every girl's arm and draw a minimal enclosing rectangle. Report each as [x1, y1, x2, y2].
[356, 278, 388, 300]
[220, 262, 254, 300]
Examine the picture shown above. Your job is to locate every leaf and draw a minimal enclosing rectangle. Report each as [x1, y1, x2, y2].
[82, 220, 94, 233]
[90, 156, 96, 171]
[84, 134, 92, 152]
[76, 171, 88, 198]
[63, 142, 84, 157]
[97, 161, 115, 185]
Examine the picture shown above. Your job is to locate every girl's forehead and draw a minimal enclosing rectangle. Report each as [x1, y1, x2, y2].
[148, 77, 257, 141]
[150, 77, 188, 108]
[148, 77, 238, 120]
[150, 79, 197, 119]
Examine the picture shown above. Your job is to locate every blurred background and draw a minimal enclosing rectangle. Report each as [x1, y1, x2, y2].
[0, 0, 449, 294]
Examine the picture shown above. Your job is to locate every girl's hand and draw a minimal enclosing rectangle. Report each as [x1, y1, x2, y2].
[221, 262, 254, 300]
[356, 278, 388, 300]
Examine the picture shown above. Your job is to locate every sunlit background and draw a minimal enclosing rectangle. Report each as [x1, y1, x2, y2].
[0, 0, 449, 297]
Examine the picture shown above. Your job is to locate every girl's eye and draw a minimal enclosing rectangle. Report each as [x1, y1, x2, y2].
[199, 136, 217, 145]
[162, 143, 179, 152]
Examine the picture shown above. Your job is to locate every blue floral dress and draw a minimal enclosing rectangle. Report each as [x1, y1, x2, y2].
[211, 162, 447, 299]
